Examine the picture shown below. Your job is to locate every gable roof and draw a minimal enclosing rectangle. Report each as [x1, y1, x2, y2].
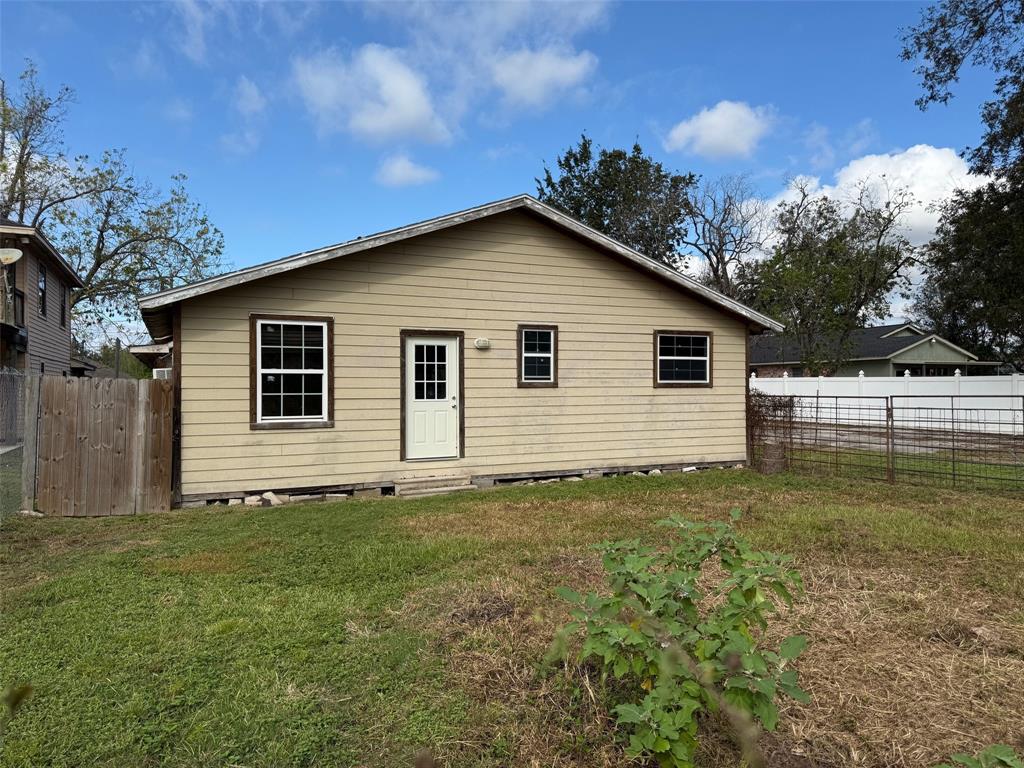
[0, 219, 85, 288]
[878, 322, 927, 338]
[138, 195, 783, 341]
[750, 323, 979, 366]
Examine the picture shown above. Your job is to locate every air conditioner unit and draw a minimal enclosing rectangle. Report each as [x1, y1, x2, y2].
[153, 368, 173, 380]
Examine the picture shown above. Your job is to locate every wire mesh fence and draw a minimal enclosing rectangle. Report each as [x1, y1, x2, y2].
[748, 391, 1024, 492]
[1, 370, 26, 518]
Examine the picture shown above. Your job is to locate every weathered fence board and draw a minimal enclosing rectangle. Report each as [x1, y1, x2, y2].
[29, 376, 174, 516]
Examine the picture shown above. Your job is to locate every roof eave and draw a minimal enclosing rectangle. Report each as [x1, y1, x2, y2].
[0, 223, 85, 288]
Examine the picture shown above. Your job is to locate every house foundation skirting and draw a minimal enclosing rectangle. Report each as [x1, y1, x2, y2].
[176, 458, 746, 507]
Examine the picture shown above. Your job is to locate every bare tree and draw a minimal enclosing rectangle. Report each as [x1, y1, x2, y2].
[681, 174, 769, 297]
[1, 62, 224, 338]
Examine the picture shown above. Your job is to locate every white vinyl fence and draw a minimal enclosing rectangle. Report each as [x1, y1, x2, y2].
[750, 370, 1024, 434]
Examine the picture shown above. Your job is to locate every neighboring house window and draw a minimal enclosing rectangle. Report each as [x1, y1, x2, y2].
[38, 264, 47, 317]
[251, 315, 334, 428]
[517, 325, 557, 387]
[654, 331, 712, 387]
[60, 285, 67, 328]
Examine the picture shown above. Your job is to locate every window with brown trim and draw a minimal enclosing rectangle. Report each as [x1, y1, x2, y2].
[517, 325, 558, 387]
[38, 263, 47, 317]
[250, 315, 334, 429]
[654, 331, 712, 387]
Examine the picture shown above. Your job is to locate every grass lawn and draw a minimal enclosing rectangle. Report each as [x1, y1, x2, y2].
[2, 470, 1023, 767]
[0, 445, 21, 519]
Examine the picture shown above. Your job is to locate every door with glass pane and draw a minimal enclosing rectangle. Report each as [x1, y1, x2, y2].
[404, 335, 459, 459]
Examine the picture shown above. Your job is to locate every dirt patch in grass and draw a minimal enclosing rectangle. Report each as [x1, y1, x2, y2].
[404, 544, 1024, 768]
[147, 538, 275, 575]
[149, 550, 247, 575]
[404, 567, 623, 767]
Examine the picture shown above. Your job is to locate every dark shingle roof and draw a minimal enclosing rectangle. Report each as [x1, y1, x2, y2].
[750, 324, 950, 365]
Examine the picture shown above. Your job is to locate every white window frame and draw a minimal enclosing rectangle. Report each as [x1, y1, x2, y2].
[519, 326, 556, 384]
[656, 332, 711, 385]
[255, 318, 329, 424]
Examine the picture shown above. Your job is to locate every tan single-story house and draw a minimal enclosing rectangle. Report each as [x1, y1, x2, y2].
[137, 195, 782, 503]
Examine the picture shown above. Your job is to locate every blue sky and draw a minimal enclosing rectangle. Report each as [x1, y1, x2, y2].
[2, 1, 995, 272]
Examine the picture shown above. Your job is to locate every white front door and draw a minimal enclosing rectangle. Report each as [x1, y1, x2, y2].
[404, 335, 459, 459]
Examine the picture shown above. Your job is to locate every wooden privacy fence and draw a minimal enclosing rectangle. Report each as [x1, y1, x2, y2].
[21, 376, 174, 516]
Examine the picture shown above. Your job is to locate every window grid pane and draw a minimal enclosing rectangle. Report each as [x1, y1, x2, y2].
[657, 334, 710, 383]
[413, 344, 447, 401]
[258, 320, 328, 421]
[521, 328, 555, 382]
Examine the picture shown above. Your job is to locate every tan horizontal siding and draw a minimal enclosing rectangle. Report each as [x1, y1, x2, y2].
[179, 210, 750, 495]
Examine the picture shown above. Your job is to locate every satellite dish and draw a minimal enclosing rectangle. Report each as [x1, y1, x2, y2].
[0, 248, 23, 265]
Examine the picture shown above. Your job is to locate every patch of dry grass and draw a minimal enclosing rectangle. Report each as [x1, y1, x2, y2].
[397, 474, 1024, 768]
[777, 562, 1024, 767]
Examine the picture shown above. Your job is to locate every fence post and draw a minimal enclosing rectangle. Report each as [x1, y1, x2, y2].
[903, 369, 911, 395]
[950, 395, 957, 488]
[132, 380, 150, 515]
[782, 370, 789, 395]
[787, 395, 795, 470]
[834, 395, 840, 475]
[858, 370, 865, 396]
[885, 396, 895, 483]
[954, 369, 961, 396]
[20, 375, 41, 512]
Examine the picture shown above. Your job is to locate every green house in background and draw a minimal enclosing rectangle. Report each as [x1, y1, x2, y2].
[749, 323, 1002, 378]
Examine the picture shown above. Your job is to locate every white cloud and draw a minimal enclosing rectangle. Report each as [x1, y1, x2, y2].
[220, 127, 261, 155]
[292, 45, 450, 144]
[374, 154, 440, 187]
[664, 100, 775, 159]
[803, 118, 878, 171]
[129, 40, 164, 79]
[364, 1, 606, 123]
[492, 47, 597, 108]
[174, 0, 217, 64]
[233, 76, 266, 117]
[162, 98, 193, 124]
[786, 144, 989, 245]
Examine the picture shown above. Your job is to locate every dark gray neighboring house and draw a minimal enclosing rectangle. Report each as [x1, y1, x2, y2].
[749, 323, 1002, 377]
[1, 218, 85, 375]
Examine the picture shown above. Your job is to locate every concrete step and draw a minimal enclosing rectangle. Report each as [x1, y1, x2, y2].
[398, 483, 478, 499]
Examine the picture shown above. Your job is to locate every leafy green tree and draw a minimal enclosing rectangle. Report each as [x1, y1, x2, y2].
[72, 339, 153, 379]
[536, 134, 697, 269]
[1, 62, 224, 336]
[739, 181, 917, 375]
[902, 1, 1024, 370]
[901, 0, 1024, 176]
[913, 171, 1024, 370]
